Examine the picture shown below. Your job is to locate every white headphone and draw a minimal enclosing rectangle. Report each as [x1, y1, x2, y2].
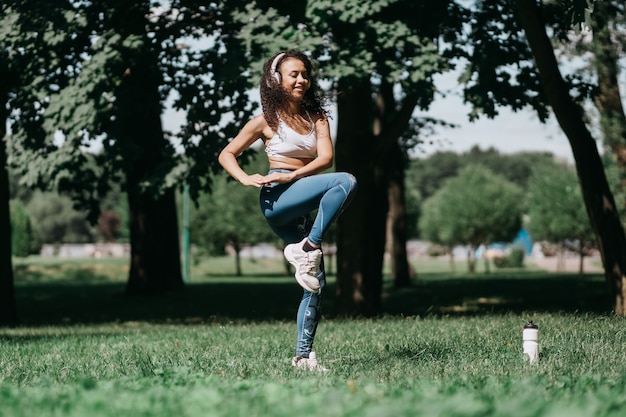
[270, 52, 286, 84]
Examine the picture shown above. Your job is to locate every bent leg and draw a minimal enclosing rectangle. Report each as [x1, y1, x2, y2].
[308, 172, 357, 245]
[262, 172, 357, 246]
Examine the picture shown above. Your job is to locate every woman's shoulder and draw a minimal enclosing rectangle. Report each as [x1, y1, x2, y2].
[242, 114, 270, 132]
[249, 113, 270, 126]
[246, 114, 273, 140]
[310, 111, 329, 126]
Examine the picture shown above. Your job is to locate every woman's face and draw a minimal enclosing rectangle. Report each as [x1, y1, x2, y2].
[278, 58, 310, 101]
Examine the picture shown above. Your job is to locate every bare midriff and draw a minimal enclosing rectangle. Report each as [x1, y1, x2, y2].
[268, 155, 314, 170]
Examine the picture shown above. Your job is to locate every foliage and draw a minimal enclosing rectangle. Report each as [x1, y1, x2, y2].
[407, 151, 463, 201]
[408, 147, 557, 202]
[419, 164, 524, 250]
[3, 1, 97, 208]
[189, 153, 276, 257]
[234, 0, 465, 164]
[457, 0, 549, 121]
[3, 1, 261, 294]
[461, 146, 558, 190]
[23, 191, 95, 244]
[493, 247, 526, 268]
[10, 171, 129, 244]
[526, 162, 595, 245]
[9, 199, 39, 256]
[97, 187, 129, 242]
[5, 1, 254, 217]
[407, 148, 559, 240]
[458, 0, 594, 122]
[419, 191, 453, 246]
[97, 211, 122, 243]
[603, 151, 626, 225]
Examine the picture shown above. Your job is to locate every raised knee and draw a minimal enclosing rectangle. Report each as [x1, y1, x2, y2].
[342, 173, 358, 193]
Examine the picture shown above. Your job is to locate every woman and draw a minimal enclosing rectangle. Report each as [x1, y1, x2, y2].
[218, 50, 357, 371]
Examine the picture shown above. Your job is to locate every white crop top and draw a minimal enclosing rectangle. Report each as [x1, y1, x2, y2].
[265, 112, 317, 159]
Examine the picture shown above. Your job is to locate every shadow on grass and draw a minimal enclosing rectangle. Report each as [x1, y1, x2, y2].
[11, 268, 614, 326]
[384, 271, 613, 316]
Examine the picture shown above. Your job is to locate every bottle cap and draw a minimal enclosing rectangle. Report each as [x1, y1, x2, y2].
[524, 321, 538, 329]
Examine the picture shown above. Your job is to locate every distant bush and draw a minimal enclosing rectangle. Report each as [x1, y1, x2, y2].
[494, 247, 525, 268]
[426, 244, 448, 257]
[10, 200, 41, 257]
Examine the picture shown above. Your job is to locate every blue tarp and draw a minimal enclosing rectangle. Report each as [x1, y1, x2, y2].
[512, 228, 533, 255]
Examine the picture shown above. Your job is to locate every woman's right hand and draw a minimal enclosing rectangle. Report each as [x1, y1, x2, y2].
[240, 173, 270, 188]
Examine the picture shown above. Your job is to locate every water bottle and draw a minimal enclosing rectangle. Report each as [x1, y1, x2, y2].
[523, 321, 539, 363]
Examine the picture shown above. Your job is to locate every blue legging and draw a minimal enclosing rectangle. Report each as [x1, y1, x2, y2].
[260, 170, 357, 357]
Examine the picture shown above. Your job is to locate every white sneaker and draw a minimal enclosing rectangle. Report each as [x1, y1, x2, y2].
[284, 238, 322, 293]
[291, 352, 328, 372]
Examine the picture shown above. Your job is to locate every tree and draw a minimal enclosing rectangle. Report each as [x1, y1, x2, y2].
[326, 1, 466, 313]
[453, 0, 626, 313]
[511, 0, 626, 314]
[6, 1, 255, 295]
[9, 200, 39, 257]
[418, 190, 457, 270]
[589, 2, 626, 218]
[408, 147, 556, 250]
[552, 1, 626, 219]
[462, 146, 557, 190]
[407, 148, 555, 218]
[0, 1, 78, 325]
[0, 68, 17, 324]
[527, 163, 595, 273]
[408, 151, 464, 202]
[603, 152, 626, 225]
[419, 165, 524, 273]
[24, 191, 95, 244]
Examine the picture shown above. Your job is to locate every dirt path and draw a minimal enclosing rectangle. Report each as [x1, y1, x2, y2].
[527, 256, 604, 273]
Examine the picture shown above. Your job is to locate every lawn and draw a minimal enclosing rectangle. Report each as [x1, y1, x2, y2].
[1, 255, 625, 416]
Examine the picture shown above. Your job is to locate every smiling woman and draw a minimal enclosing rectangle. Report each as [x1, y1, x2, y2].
[218, 50, 358, 371]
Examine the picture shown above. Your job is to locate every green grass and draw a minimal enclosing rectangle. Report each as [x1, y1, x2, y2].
[2, 256, 625, 416]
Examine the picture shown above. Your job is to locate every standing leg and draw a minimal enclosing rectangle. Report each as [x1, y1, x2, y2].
[295, 256, 326, 357]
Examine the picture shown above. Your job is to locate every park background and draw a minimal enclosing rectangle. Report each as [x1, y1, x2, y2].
[2, 1, 626, 416]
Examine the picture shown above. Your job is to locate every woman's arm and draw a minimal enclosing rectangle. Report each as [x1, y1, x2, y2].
[218, 115, 270, 188]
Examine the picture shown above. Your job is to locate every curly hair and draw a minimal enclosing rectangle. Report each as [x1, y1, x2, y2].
[260, 50, 328, 131]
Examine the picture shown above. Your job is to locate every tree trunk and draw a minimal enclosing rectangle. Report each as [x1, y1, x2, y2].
[375, 80, 415, 288]
[579, 248, 584, 275]
[335, 79, 386, 316]
[126, 187, 184, 295]
[234, 241, 242, 277]
[120, 64, 184, 296]
[387, 143, 413, 287]
[515, 0, 626, 314]
[557, 243, 564, 272]
[591, 4, 626, 216]
[467, 246, 477, 274]
[449, 247, 456, 272]
[0, 81, 19, 326]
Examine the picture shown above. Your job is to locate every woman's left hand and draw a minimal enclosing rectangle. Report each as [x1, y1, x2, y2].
[262, 171, 297, 185]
